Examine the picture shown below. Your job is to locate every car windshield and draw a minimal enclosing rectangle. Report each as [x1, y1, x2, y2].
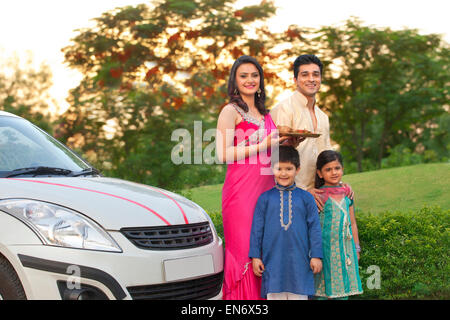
[0, 115, 91, 177]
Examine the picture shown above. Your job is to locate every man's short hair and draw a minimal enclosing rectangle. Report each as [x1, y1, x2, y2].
[272, 145, 300, 169]
[293, 54, 323, 79]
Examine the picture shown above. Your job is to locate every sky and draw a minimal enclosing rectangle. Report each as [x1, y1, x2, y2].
[0, 0, 449, 114]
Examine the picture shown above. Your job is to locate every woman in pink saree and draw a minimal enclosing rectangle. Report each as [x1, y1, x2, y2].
[216, 56, 288, 299]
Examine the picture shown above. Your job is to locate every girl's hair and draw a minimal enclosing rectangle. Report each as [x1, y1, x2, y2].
[227, 55, 268, 115]
[315, 150, 344, 188]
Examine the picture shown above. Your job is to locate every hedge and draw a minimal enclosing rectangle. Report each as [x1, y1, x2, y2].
[208, 206, 449, 299]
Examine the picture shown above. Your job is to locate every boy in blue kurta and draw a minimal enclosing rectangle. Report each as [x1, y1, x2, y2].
[249, 146, 323, 300]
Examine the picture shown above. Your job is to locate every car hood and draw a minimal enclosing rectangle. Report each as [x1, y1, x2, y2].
[0, 177, 209, 230]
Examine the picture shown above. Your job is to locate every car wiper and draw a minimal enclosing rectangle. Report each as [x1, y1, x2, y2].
[67, 167, 101, 177]
[3, 166, 74, 178]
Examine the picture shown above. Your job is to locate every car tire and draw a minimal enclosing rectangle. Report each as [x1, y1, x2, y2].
[0, 255, 26, 300]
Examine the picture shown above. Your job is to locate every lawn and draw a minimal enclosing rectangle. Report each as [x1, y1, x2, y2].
[188, 163, 449, 214]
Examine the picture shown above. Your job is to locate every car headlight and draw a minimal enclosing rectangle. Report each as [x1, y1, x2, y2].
[0, 199, 122, 252]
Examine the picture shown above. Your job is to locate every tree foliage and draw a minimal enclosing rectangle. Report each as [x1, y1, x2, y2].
[314, 19, 449, 170]
[0, 52, 54, 132]
[59, 0, 294, 190]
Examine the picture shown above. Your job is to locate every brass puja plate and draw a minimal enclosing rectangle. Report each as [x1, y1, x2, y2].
[278, 126, 321, 138]
[280, 131, 321, 138]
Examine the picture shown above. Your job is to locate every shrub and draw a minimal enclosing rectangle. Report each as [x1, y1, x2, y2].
[208, 210, 224, 245]
[352, 206, 449, 299]
[207, 206, 450, 299]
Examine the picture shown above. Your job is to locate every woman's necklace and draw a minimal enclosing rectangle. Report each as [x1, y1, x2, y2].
[246, 110, 263, 123]
[275, 184, 296, 231]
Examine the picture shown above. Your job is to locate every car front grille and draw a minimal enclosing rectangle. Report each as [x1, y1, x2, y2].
[127, 272, 223, 300]
[120, 221, 214, 250]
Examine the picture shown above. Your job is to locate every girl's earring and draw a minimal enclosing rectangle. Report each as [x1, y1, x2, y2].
[257, 88, 261, 98]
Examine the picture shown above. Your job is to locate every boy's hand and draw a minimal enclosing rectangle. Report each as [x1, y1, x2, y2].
[310, 258, 322, 274]
[252, 258, 265, 277]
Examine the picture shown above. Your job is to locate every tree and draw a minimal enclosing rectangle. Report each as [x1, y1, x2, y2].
[315, 19, 449, 170]
[59, 0, 287, 189]
[0, 52, 55, 132]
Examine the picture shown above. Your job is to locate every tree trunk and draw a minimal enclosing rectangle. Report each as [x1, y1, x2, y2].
[378, 119, 392, 168]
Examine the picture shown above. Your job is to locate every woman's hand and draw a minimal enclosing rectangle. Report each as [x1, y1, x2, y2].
[252, 258, 265, 277]
[261, 131, 289, 151]
[276, 126, 306, 148]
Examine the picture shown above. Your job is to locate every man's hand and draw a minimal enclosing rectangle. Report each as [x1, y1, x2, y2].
[277, 126, 306, 148]
[308, 188, 324, 211]
[280, 136, 306, 148]
[252, 258, 265, 277]
[310, 258, 322, 274]
[341, 182, 354, 200]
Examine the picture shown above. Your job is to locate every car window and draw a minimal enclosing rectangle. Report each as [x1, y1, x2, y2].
[0, 116, 89, 172]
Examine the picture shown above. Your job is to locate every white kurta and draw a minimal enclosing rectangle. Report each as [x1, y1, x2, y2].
[270, 91, 332, 190]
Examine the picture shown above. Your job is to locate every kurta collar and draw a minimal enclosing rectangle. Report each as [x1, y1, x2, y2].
[275, 182, 296, 191]
[292, 90, 316, 110]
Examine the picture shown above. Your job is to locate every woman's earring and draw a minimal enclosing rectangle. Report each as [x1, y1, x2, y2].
[257, 88, 261, 98]
[234, 88, 239, 95]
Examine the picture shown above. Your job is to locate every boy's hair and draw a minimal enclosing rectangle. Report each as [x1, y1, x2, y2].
[272, 145, 300, 168]
[293, 54, 323, 79]
[315, 150, 344, 188]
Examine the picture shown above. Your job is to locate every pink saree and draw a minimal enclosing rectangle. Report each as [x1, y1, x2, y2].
[222, 109, 277, 300]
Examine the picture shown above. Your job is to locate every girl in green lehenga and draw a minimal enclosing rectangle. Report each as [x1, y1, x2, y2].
[314, 150, 363, 299]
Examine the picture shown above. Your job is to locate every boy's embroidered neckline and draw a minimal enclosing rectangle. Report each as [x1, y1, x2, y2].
[274, 183, 296, 191]
[275, 183, 295, 231]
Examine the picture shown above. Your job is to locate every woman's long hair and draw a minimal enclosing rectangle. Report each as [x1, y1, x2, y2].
[315, 150, 344, 188]
[227, 55, 268, 115]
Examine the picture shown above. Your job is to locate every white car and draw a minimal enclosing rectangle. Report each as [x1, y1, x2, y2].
[0, 111, 223, 300]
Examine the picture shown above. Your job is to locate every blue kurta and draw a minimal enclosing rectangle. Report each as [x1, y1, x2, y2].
[249, 184, 323, 298]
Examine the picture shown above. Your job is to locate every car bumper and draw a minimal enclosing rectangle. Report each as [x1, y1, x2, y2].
[6, 231, 224, 300]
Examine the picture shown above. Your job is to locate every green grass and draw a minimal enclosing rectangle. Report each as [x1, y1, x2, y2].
[188, 163, 449, 214]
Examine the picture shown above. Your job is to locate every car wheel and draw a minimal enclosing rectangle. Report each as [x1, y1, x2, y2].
[0, 256, 27, 300]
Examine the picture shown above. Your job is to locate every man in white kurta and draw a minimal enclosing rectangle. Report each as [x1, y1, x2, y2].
[271, 91, 331, 190]
[270, 54, 331, 191]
